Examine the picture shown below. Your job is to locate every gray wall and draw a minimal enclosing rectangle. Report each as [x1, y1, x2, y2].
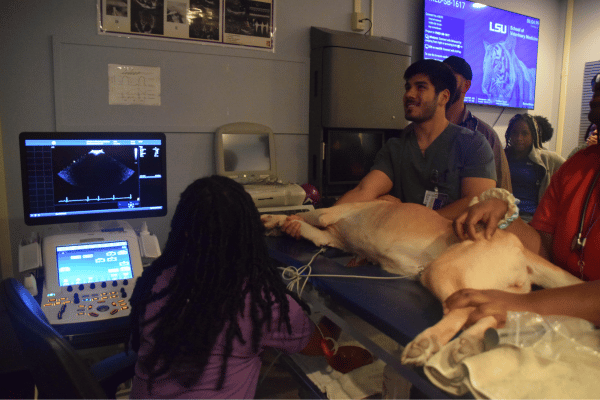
[562, 0, 600, 157]
[0, 0, 581, 277]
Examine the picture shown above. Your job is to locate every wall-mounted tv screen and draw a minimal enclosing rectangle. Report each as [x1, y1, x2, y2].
[424, 0, 540, 109]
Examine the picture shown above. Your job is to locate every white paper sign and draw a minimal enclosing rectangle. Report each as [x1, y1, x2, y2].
[108, 64, 161, 106]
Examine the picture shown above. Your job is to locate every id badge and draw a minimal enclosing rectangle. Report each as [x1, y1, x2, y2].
[423, 189, 449, 210]
[423, 190, 437, 209]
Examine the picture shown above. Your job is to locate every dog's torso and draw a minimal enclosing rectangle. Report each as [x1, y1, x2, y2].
[262, 200, 582, 366]
[317, 201, 459, 276]
[420, 231, 531, 302]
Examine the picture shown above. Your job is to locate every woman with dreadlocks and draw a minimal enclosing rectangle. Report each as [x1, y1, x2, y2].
[504, 114, 565, 222]
[128, 175, 334, 398]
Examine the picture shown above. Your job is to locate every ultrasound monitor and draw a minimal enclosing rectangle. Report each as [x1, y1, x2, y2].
[215, 122, 277, 183]
[19, 132, 167, 226]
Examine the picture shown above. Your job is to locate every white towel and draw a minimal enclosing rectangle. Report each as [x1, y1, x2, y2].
[463, 345, 600, 399]
[290, 354, 388, 400]
[423, 313, 600, 399]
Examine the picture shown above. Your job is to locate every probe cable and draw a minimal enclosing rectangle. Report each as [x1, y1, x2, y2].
[277, 247, 419, 298]
[277, 247, 418, 360]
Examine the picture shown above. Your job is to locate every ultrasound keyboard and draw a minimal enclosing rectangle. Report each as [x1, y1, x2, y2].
[41, 278, 134, 325]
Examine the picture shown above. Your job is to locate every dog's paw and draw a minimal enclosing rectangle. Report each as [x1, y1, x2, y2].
[449, 334, 483, 366]
[261, 214, 287, 230]
[401, 334, 441, 366]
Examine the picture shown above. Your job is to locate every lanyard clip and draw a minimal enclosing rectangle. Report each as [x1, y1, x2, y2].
[571, 233, 586, 252]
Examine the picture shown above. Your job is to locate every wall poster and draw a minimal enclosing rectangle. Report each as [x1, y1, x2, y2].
[99, 0, 274, 50]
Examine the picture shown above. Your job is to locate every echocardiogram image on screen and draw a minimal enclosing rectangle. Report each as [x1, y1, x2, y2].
[52, 146, 140, 206]
[20, 132, 167, 225]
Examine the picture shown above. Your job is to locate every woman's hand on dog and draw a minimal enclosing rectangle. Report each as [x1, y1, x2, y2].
[453, 197, 508, 241]
[444, 288, 529, 328]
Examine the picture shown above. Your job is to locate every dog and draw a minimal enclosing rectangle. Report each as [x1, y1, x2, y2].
[261, 200, 582, 366]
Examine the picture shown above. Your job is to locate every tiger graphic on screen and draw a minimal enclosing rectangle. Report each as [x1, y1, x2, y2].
[481, 34, 536, 106]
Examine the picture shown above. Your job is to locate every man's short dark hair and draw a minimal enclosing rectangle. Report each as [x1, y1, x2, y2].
[443, 56, 473, 80]
[404, 59, 457, 102]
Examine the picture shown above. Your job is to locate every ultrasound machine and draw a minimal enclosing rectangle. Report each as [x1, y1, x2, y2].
[214, 122, 313, 214]
[18, 132, 167, 346]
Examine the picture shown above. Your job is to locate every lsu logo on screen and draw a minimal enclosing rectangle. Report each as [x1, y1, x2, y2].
[489, 22, 507, 34]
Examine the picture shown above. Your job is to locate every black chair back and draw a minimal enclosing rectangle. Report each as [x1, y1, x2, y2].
[0, 277, 108, 399]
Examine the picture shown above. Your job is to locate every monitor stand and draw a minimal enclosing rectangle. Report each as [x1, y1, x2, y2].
[77, 220, 135, 234]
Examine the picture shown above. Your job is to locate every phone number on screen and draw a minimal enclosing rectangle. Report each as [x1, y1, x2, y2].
[428, 0, 466, 9]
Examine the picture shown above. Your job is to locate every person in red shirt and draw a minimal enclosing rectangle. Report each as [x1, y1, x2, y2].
[448, 73, 600, 328]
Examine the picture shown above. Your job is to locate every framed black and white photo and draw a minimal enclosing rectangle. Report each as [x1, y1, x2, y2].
[98, 0, 274, 50]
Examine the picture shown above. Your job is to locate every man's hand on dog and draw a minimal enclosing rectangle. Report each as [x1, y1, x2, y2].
[454, 197, 509, 241]
[281, 215, 304, 239]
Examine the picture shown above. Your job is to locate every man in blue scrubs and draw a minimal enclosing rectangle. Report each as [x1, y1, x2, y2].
[335, 59, 496, 220]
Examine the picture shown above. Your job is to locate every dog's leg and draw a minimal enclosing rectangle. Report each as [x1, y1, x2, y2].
[293, 220, 341, 248]
[524, 248, 583, 287]
[261, 207, 342, 231]
[401, 307, 474, 366]
[261, 214, 340, 248]
[302, 202, 381, 228]
[261, 209, 337, 230]
[293, 208, 330, 227]
[261, 210, 332, 231]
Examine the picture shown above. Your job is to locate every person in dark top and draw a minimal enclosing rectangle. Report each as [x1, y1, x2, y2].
[443, 55, 512, 192]
[334, 59, 496, 221]
[504, 114, 564, 222]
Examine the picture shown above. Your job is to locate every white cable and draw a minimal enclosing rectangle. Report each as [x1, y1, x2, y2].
[279, 247, 417, 358]
[278, 248, 418, 297]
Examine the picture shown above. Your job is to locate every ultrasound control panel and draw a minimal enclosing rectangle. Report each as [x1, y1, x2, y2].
[40, 228, 144, 326]
[42, 278, 133, 325]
